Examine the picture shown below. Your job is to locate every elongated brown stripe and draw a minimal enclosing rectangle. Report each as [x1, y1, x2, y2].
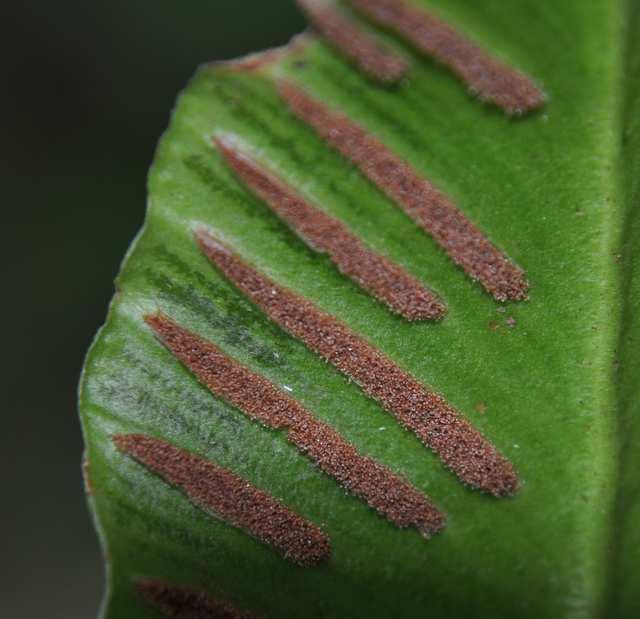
[349, 0, 544, 114]
[146, 312, 445, 537]
[214, 135, 445, 321]
[137, 580, 261, 619]
[196, 231, 519, 496]
[113, 433, 330, 566]
[297, 0, 409, 83]
[279, 81, 528, 301]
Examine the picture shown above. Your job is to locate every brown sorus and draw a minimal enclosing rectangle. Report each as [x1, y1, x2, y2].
[211, 35, 310, 74]
[113, 433, 331, 566]
[278, 80, 529, 302]
[82, 457, 94, 495]
[196, 231, 519, 496]
[137, 580, 261, 619]
[348, 0, 544, 114]
[145, 312, 445, 537]
[297, 0, 409, 83]
[214, 134, 446, 321]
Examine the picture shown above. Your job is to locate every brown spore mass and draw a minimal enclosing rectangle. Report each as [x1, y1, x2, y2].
[297, 0, 409, 83]
[214, 135, 445, 321]
[348, 0, 545, 114]
[195, 231, 519, 496]
[137, 580, 261, 619]
[113, 433, 331, 566]
[213, 35, 310, 74]
[278, 80, 529, 302]
[82, 457, 94, 495]
[145, 312, 445, 536]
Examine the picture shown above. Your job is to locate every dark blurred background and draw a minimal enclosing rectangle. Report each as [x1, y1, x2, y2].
[2, 2, 304, 617]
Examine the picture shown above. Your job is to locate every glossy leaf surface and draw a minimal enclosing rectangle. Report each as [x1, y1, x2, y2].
[79, 1, 640, 616]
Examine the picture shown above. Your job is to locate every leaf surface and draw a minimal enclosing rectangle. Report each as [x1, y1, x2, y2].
[79, 1, 640, 617]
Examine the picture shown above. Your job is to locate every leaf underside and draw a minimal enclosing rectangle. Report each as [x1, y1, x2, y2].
[79, 1, 640, 617]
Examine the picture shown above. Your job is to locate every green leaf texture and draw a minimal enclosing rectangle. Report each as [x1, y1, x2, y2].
[79, 1, 640, 617]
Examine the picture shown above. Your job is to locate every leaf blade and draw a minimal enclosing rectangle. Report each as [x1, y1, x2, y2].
[79, 1, 639, 617]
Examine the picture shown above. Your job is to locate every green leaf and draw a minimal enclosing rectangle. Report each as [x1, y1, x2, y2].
[79, 1, 640, 617]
